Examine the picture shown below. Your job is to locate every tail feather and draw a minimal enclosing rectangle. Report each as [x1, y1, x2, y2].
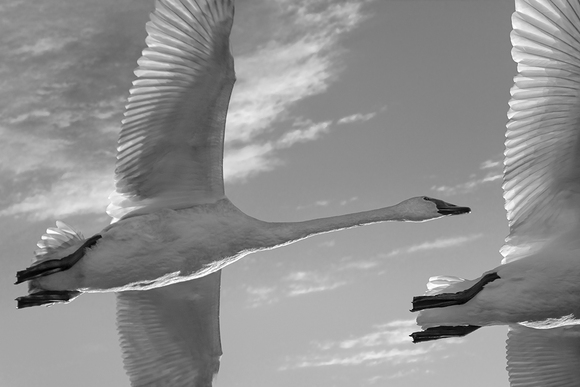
[425, 275, 470, 295]
[15, 222, 89, 307]
[34, 221, 85, 264]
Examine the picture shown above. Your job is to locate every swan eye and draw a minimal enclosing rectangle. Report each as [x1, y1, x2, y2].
[423, 196, 431, 201]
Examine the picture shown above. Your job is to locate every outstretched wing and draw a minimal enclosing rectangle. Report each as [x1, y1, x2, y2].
[116, 271, 222, 387]
[506, 324, 580, 386]
[502, 0, 580, 263]
[108, 0, 235, 221]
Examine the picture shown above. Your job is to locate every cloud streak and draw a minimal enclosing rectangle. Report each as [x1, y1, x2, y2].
[280, 319, 463, 370]
[431, 158, 502, 196]
[387, 234, 483, 257]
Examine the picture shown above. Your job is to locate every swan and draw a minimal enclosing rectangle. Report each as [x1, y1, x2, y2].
[14, 0, 470, 385]
[411, 0, 580, 384]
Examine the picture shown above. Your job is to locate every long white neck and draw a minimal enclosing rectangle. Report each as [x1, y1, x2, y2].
[262, 205, 410, 249]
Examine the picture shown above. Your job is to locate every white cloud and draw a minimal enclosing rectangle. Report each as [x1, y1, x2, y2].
[480, 158, 502, 170]
[280, 319, 464, 370]
[318, 239, 336, 248]
[284, 270, 347, 297]
[340, 196, 358, 206]
[337, 112, 377, 125]
[387, 233, 483, 257]
[245, 286, 279, 308]
[0, 170, 113, 221]
[335, 258, 379, 271]
[276, 120, 332, 148]
[431, 157, 502, 196]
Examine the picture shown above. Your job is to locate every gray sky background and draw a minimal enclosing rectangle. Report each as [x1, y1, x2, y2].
[2, 1, 515, 386]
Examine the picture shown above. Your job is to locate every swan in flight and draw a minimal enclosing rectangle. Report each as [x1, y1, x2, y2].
[14, 0, 470, 385]
[411, 0, 580, 384]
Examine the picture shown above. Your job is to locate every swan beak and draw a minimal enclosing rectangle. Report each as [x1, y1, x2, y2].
[430, 199, 471, 215]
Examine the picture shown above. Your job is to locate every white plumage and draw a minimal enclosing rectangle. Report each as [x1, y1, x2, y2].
[412, 1, 580, 385]
[15, 0, 470, 386]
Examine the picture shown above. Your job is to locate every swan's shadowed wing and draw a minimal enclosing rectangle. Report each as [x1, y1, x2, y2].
[117, 271, 222, 387]
[107, 0, 235, 221]
[506, 324, 580, 386]
[502, 0, 580, 263]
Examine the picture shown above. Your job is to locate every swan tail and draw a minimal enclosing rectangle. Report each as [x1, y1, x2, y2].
[424, 275, 470, 295]
[33, 221, 86, 263]
[15, 222, 100, 308]
[15, 221, 90, 285]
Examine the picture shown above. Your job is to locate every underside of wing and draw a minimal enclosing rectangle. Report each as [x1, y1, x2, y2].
[108, 0, 235, 221]
[116, 271, 222, 387]
[502, 0, 580, 263]
[506, 324, 580, 387]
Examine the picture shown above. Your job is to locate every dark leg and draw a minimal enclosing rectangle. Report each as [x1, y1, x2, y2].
[411, 272, 500, 312]
[15, 234, 102, 284]
[411, 325, 481, 343]
[16, 290, 82, 309]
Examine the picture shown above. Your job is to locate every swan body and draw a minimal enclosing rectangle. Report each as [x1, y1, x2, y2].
[31, 196, 457, 293]
[412, 0, 580, 384]
[14, 0, 470, 385]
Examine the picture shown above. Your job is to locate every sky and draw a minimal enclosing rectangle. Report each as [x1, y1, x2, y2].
[1, 0, 516, 386]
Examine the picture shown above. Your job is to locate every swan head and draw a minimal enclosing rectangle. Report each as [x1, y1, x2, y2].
[398, 196, 471, 221]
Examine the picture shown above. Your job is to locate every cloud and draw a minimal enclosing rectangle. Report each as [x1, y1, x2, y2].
[386, 233, 483, 257]
[337, 112, 377, 125]
[431, 157, 502, 196]
[296, 196, 358, 211]
[335, 259, 380, 271]
[284, 270, 347, 297]
[280, 319, 463, 370]
[0, 0, 372, 221]
[245, 260, 380, 307]
[245, 286, 279, 308]
[0, 170, 113, 221]
[318, 240, 336, 248]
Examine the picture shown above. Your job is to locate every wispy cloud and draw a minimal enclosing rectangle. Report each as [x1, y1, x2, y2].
[337, 112, 377, 125]
[284, 271, 348, 297]
[387, 233, 483, 257]
[245, 286, 279, 309]
[0, 0, 372, 221]
[296, 196, 358, 211]
[280, 319, 463, 370]
[244, 257, 383, 307]
[431, 158, 502, 196]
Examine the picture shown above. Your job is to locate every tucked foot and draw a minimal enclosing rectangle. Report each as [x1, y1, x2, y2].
[15, 234, 102, 284]
[411, 325, 481, 343]
[16, 290, 82, 309]
[411, 272, 500, 312]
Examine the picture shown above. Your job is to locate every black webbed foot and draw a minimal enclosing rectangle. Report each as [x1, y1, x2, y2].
[16, 290, 82, 309]
[411, 272, 500, 312]
[15, 234, 102, 284]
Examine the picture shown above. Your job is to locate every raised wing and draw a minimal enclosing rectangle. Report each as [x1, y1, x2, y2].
[107, 0, 235, 221]
[502, 0, 580, 263]
[116, 271, 222, 387]
[506, 324, 580, 386]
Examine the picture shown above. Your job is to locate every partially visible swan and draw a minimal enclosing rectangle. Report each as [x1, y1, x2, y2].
[412, 0, 580, 385]
[14, 0, 469, 385]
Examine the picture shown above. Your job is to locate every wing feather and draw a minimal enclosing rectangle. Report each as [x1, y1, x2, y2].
[108, 0, 235, 221]
[116, 271, 222, 387]
[506, 324, 580, 387]
[502, 0, 580, 263]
